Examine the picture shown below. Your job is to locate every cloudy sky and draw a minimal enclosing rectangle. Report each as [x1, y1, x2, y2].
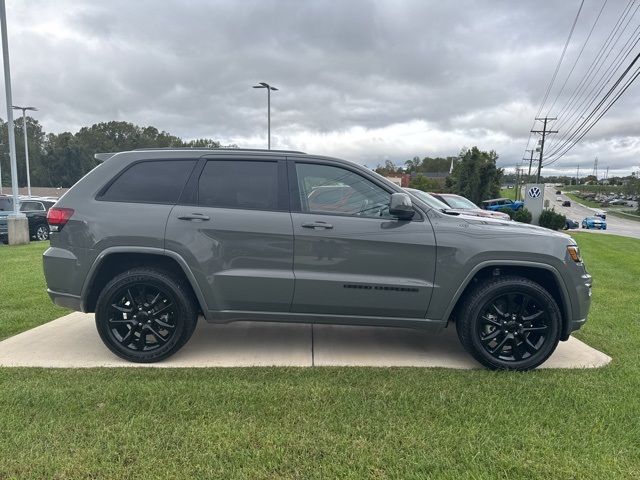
[4, 0, 640, 176]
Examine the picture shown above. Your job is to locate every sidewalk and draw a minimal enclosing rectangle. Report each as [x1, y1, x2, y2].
[0, 312, 612, 369]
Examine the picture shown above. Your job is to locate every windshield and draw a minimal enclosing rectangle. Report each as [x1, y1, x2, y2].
[441, 195, 478, 209]
[404, 188, 450, 210]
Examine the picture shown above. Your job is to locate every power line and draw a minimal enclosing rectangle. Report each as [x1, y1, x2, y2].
[545, 0, 609, 116]
[546, 7, 640, 153]
[550, 0, 636, 127]
[519, 0, 585, 176]
[543, 53, 640, 165]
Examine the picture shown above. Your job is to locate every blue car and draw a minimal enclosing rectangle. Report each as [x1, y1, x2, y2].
[481, 198, 524, 212]
[582, 216, 607, 230]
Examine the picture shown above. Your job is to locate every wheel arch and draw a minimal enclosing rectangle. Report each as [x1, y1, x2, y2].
[82, 247, 210, 319]
[445, 261, 573, 340]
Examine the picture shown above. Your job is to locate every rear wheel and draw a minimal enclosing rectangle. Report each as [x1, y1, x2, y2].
[95, 268, 197, 363]
[34, 223, 50, 241]
[456, 276, 561, 371]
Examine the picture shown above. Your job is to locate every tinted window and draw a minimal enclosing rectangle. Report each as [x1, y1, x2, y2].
[20, 201, 45, 212]
[198, 160, 278, 210]
[296, 163, 392, 218]
[0, 198, 13, 211]
[101, 160, 196, 204]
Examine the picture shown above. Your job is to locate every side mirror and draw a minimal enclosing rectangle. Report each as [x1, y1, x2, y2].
[389, 192, 415, 220]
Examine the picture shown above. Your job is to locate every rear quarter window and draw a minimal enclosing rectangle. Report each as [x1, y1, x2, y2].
[99, 160, 196, 204]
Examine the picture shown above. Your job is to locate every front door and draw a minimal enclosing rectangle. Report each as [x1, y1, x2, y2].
[165, 157, 294, 314]
[289, 160, 436, 319]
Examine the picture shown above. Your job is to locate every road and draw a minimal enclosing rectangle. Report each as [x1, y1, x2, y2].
[543, 184, 640, 240]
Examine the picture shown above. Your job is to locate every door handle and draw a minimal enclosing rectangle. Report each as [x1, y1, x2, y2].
[178, 213, 210, 221]
[301, 221, 333, 229]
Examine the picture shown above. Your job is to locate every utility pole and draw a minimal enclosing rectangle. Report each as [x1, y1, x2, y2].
[576, 165, 580, 185]
[531, 117, 558, 182]
[605, 166, 609, 182]
[514, 166, 520, 201]
[524, 149, 535, 183]
[592, 157, 598, 182]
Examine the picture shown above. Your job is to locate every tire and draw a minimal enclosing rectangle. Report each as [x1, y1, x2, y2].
[456, 276, 562, 371]
[95, 268, 198, 363]
[34, 223, 50, 241]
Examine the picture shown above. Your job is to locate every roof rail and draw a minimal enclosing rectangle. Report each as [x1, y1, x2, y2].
[94, 152, 117, 162]
[131, 147, 306, 154]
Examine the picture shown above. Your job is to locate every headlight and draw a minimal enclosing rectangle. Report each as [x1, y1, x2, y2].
[567, 245, 582, 263]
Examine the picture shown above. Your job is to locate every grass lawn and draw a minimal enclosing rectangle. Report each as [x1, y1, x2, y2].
[499, 187, 516, 200]
[1, 235, 640, 479]
[0, 242, 69, 340]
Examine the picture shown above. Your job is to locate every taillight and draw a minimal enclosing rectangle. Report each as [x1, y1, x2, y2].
[47, 207, 75, 232]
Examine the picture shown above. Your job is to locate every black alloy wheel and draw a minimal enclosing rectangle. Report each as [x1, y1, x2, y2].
[476, 292, 551, 363]
[457, 276, 561, 370]
[95, 268, 197, 362]
[107, 283, 178, 353]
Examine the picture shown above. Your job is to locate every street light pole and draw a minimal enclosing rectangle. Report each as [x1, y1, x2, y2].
[252, 82, 278, 149]
[12, 105, 37, 197]
[0, 0, 20, 216]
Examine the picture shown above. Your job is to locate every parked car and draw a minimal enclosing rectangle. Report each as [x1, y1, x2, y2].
[43, 148, 592, 370]
[426, 192, 511, 220]
[562, 200, 571, 207]
[609, 199, 628, 206]
[564, 219, 579, 230]
[0, 196, 56, 243]
[403, 188, 450, 210]
[582, 217, 607, 230]
[593, 210, 607, 220]
[481, 198, 524, 212]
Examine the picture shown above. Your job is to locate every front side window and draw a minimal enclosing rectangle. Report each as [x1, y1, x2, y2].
[296, 163, 392, 218]
[198, 160, 278, 210]
[101, 160, 196, 204]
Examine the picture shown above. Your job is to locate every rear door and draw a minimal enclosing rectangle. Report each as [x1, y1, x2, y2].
[288, 159, 437, 319]
[164, 156, 294, 314]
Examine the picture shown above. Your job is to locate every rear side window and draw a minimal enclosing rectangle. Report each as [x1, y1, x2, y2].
[198, 160, 278, 210]
[20, 201, 45, 211]
[100, 160, 196, 204]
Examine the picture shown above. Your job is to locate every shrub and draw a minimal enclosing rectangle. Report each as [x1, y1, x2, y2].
[497, 207, 514, 219]
[496, 207, 532, 224]
[512, 208, 532, 224]
[539, 208, 566, 230]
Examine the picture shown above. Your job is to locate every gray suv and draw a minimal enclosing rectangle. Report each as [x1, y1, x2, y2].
[43, 148, 592, 370]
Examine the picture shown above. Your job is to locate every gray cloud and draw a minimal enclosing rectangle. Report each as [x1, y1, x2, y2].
[2, 0, 639, 174]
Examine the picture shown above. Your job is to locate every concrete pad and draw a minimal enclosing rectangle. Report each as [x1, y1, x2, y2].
[0, 312, 611, 369]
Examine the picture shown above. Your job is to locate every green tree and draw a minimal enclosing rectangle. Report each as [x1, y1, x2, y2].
[408, 175, 440, 192]
[374, 160, 402, 176]
[445, 147, 503, 204]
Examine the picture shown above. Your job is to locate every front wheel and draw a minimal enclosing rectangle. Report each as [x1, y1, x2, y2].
[456, 276, 561, 370]
[95, 268, 197, 363]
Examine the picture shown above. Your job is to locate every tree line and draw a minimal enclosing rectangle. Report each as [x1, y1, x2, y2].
[375, 147, 504, 205]
[0, 118, 220, 188]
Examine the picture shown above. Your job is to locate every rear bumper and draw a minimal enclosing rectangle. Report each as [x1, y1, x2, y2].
[47, 289, 84, 311]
